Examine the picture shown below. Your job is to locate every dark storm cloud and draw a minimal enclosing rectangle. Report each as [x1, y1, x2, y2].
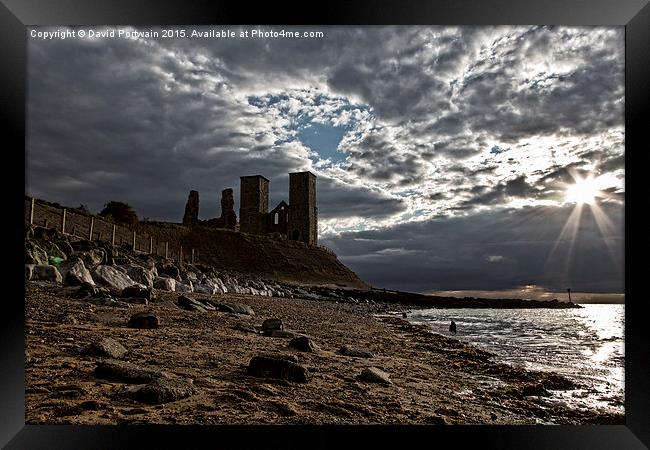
[26, 29, 391, 221]
[316, 176, 406, 219]
[344, 129, 427, 185]
[537, 162, 591, 185]
[460, 175, 539, 207]
[321, 202, 624, 293]
[597, 154, 625, 173]
[451, 26, 624, 143]
[27, 25, 624, 219]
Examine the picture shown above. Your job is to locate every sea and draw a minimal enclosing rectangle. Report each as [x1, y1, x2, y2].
[404, 304, 624, 415]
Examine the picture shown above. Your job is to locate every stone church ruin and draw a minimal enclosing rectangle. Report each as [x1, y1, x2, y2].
[182, 171, 318, 245]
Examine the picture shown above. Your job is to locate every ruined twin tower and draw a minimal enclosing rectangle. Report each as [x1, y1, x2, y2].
[183, 171, 317, 246]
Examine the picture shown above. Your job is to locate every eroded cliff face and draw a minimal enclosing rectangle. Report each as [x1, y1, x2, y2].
[137, 222, 369, 289]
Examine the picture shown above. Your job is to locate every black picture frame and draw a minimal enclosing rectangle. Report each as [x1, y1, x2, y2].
[2, 0, 647, 448]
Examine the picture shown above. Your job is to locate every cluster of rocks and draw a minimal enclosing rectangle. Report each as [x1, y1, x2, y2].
[25, 224, 360, 303]
[27, 225, 396, 405]
[66, 302, 389, 407]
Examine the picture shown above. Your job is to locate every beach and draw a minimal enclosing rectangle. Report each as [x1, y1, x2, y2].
[25, 281, 624, 425]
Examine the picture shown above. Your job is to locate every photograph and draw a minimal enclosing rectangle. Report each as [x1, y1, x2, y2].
[22, 24, 627, 427]
[4, 1, 650, 447]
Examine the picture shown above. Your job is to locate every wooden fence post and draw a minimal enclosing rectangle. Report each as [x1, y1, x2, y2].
[149, 236, 153, 254]
[61, 208, 67, 234]
[111, 225, 116, 246]
[29, 197, 35, 225]
[88, 217, 94, 240]
[191, 248, 195, 265]
[44, 218, 48, 228]
[179, 246, 183, 263]
[165, 242, 169, 259]
[132, 231, 137, 251]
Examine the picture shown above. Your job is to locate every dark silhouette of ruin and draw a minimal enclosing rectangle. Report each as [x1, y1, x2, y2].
[183, 171, 318, 245]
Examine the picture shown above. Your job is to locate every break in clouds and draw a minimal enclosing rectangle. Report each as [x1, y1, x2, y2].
[26, 25, 624, 293]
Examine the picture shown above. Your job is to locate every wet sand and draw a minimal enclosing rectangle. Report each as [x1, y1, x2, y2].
[25, 282, 624, 425]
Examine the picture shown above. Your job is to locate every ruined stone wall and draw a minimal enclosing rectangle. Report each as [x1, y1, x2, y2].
[267, 201, 289, 235]
[239, 175, 269, 235]
[288, 172, 317, 245]
[219, 188, 237, 229]
[182, 190, 199, 226]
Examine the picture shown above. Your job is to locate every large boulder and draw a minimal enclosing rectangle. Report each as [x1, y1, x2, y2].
[123, 264, 155, 288]
[64, 259, 95, 286]
[41, 241, 67, 261]
[78, 248, 105, 269]
[30, 265, 63, 283]
[193, 283, 217, 295]
[94, 360, 163, 383]
[97, 244, 118, 266]
[92, 265, 142, 290]
[160, 264, 180, 279]
[127, 312, 160, 329]
[74, 281, 101, 298]
[175, 281, 194, 293]
[358, 367, 391, 385]
[128, 378, 196, 404]
[122, 286, 155, 301]
[25, 240, 48, 265]
[262, 318, 283, 331]
[213, 302, 254, 315]
[211, 278, 228, 294]
[339, 345, 375, 358]
[289, 336, 316, 353]
[247, 355, 310, 383]
[177, 295, 215, 312]
[153, 276, 176, 292]
[53, 239, 74, 257]
[85, 337, 127, 359]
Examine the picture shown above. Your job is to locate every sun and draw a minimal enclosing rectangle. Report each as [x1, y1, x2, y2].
[565, 175, 601, 205]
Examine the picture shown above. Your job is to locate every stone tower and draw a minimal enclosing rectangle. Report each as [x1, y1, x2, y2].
[182, 190, 199, 226]
[288, 171, 317, 245]
[239, 175, 269, 234]
[219, 188, 237, 229]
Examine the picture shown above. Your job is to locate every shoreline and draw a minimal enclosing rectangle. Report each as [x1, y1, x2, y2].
[25, 281, 623, 425]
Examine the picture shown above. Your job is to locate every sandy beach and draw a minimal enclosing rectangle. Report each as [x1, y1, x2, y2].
[25, 281, 623, 425]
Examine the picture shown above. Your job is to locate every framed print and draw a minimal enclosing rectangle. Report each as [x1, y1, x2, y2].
[2, 0, 648, 448]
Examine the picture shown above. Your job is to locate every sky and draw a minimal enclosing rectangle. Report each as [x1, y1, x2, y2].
[26, 25, 625, 295]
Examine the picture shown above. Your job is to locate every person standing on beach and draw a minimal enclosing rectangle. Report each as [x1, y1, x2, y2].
[449, 320, 457, 334]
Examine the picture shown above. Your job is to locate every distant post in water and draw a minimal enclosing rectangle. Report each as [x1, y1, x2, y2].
[132, 231, 137, 251]
[165, 242, 169, 259]
[567, 288, 572, 303]
[29, 197, 35, 225]
[88, 217, 94, 240]
[111, 225, 116, 246]
[61, 208, 67, 234]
